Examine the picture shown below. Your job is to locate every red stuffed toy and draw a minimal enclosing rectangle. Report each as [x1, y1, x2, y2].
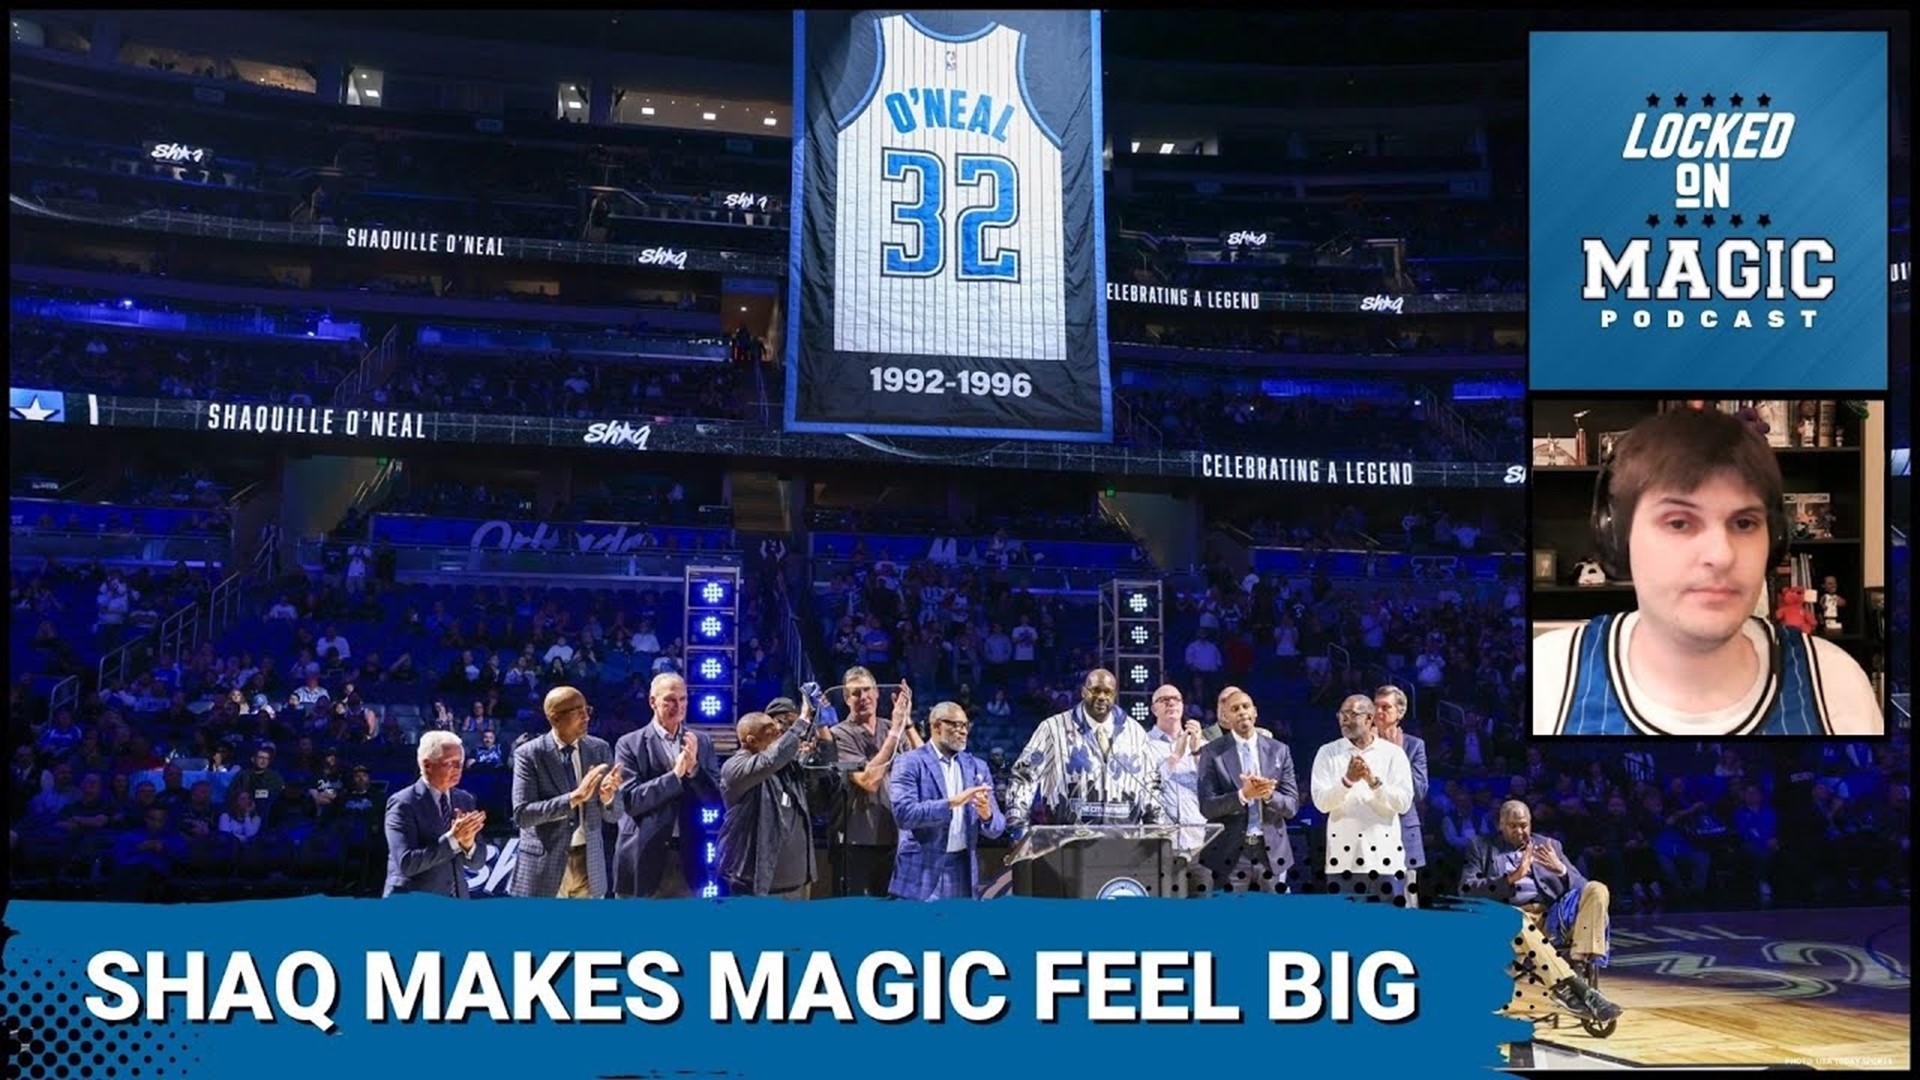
[1773, 585, 1816, 634]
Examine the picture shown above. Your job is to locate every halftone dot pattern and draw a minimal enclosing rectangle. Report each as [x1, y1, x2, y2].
[4, 950, 202, 1080]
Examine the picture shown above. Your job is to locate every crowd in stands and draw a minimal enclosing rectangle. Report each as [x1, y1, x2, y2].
[1224, 496, 1524, 555]
[1116, 387, 1465, 459]
[11, 560, 218, 682]
[10, 318, 360, 404]
[807, 507, 1134, 546]
[1113, 193, 1524, 260]
[373, 347, 749, 422]
[1108, 312, 1525, 358]
[370, 469, 713, 528]
[11, 73, 789, 248]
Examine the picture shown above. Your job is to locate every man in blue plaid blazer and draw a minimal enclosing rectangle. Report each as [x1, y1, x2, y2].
[888, 701, 1005, 900]
[511, 685, 621, 898]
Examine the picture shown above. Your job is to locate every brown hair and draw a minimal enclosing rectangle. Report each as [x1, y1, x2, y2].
[1606, 407, 1782, 535]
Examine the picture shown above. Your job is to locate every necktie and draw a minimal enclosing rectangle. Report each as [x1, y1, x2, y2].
[561, 743, 580, 826]
[1240, 742, 1261, 835]
[1095, 724, 1111, 757]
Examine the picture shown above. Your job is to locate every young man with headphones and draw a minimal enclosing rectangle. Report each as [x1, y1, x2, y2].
[1533, 407, 1881, 736]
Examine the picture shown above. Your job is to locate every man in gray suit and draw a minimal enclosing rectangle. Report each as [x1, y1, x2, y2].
[511, 686, 623, 898]
[384, 730, 487, 897]
[1374, 685, 1428, 907]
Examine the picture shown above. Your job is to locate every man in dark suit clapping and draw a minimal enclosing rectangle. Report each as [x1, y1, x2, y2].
[511, 685, 622, 898]
[384, 731, 487, 897]
[1197, 687, 1298, 894]
[612, 673, 721, 898]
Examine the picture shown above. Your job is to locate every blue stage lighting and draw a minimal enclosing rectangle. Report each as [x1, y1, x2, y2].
[701, 807, 720, 826]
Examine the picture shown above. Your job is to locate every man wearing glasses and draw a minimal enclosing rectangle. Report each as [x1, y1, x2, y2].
[613, 673, 721, 898]
[887, 701, 1005, 900]
[1142, 684, 1212, 892]
[509, 685, 622, 898]
[383, 730, 487, 897]
[1372, 685, 1428, 907]
[1309, 694, 1413, 903]
[831, 666, 919, 896]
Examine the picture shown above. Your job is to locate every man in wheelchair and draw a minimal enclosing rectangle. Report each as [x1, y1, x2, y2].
[1462, 799, 1624, 1024]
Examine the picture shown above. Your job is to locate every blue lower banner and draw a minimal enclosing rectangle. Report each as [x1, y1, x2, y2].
[3, 896, 1524, 1077]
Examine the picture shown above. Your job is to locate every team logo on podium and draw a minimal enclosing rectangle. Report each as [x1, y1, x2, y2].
[1096, 876, 1148, 899]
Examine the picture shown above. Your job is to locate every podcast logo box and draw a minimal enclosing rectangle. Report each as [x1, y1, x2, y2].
[1529, 32, 1887, 391]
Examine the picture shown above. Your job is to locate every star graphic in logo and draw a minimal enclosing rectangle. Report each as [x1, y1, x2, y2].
[1702, 214, 1716, 228]
[11, 395, 59, 422]
[1701, 93, 1716, 108]
[1674, 214, 1689, 227]
[1646, 92, 1661, 107]
[1757, 93, 1771, 108]
[1730, 214, 1745, 228]
[1730, 93, 1744, 108]
[1757, 213, 1772, 228]
[1646, 213, 1661, 227]
[1674, 92, 1689, 108]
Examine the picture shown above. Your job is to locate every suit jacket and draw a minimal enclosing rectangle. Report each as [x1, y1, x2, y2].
[612, 721, 722, 897]
[510, 731, 615, 898]
[383, 779, 486, 897]
[888, 744, 1005, 899]
[1395, 732, 1428, 868]
[1461, 832, 1588, 907]
[1195, 733, 1298, 883]
[717, 721, 816, 894]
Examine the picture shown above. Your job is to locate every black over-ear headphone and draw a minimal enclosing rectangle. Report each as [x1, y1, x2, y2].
[1589, 448, 1790, 581]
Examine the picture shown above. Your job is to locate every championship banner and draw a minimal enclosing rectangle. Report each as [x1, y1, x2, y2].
[786, 10, 1112, 441]
[1528, 32, 1888, 391]
[2, 896, 1524, 1079]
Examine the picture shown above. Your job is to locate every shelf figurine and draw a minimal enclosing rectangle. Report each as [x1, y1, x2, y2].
[1795, 400, 1819, 448]
[1573, 556, 1607, 587]
[1817, 575, 1846, 635]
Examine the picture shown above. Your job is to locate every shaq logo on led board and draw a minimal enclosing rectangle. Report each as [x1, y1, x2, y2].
[1529, 32, 1887, 391]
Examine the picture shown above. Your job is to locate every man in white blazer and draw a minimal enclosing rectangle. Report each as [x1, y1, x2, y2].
[1310, 694, 1413, 902]
[510, 685, 621, 898]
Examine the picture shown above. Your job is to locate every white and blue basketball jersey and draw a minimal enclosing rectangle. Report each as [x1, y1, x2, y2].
[833, 14, 1067, 362]
[1543, 613, 1837, 736]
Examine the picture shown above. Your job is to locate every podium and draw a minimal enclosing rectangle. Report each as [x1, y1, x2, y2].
[1006, 824, 1222, 898]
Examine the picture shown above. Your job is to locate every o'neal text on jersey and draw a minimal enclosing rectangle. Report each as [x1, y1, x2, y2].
[883, 88, 1016, 143]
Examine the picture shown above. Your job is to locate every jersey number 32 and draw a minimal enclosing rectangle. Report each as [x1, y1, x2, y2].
[880, 148, 1020, 282]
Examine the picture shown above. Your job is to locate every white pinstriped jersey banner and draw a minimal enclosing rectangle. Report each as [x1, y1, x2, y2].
[787, 10, 1112, 441]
